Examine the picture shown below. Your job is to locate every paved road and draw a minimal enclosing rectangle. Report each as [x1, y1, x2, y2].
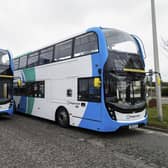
[0, 114, 168, 168]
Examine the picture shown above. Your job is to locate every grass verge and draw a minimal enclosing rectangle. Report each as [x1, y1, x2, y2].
[147, 104, 168, 129]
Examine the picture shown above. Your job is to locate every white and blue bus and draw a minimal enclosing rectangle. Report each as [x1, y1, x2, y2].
[13, 27, 147, 132]
[0, 49, 14, 115]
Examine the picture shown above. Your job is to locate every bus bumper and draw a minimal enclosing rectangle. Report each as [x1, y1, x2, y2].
[100, 116, 148, 132]
[78, 115, 148, 132]
[0, 106, 14, 115]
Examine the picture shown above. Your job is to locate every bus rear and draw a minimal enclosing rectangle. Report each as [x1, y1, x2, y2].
[0, 49, 14, 115]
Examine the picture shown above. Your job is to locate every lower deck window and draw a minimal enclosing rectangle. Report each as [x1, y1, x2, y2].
[78, 77, 101, 102]
[14, 81, 45, 98]
[0, 80, 12, 102]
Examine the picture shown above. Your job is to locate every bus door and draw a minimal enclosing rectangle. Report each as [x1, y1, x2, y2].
[23, 81, 46, 116]
[68, 77, 101, 122]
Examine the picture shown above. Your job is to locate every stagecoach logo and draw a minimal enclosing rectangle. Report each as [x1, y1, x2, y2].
[126, 114, 140, 120]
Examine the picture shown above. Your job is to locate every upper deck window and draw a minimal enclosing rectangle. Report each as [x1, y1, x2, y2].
[14, 58, 19, 70]
[39, 46, 53, 65]
[54, 39, 72, 61]
[103, 29, 144, 71]
[19, 55, 27, 69]
[74, 32, 98, 57]
[14, 31, 99, 69]
[104, 29, 138, 54]
[28, 52, 39, 68]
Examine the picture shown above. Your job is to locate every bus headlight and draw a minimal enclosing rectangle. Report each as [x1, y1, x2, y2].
[107, 107, 116, 120]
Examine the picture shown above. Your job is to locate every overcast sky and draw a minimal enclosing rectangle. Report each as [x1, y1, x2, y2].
[0, 0, 167, 80]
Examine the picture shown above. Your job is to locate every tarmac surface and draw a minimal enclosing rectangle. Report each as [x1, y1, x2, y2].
[0, 114, 168, 168]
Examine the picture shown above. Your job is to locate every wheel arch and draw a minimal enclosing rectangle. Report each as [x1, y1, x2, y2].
[55, 106, 68, 121]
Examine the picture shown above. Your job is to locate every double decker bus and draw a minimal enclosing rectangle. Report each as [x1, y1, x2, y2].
[0, 49, 14, 115]
[13, 27, 147, 132]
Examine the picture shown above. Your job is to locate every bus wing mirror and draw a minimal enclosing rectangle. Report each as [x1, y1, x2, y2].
[94, 77, 101, 88]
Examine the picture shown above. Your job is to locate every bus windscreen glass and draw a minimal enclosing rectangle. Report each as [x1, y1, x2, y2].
[103, 29, 144, 71]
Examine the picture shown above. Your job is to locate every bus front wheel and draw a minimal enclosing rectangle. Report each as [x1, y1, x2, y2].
[56, 107, 69, 128]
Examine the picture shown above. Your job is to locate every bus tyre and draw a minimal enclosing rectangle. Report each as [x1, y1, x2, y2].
[56, 108, 69, 128]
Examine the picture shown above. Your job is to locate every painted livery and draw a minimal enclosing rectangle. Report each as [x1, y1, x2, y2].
[0, 49, 14, 115]
[14, 27, 147, 132]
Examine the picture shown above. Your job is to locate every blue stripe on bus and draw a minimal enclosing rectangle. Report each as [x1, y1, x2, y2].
[79, 27, 109, 131]
[78, 103, 102, 131]
[87, 27, 108, 77]
[18, 96, 27, 113]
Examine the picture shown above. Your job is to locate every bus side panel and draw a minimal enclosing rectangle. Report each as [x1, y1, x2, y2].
[17, 96, 27, 113]
[14, 55, 94, 124]
[77, 52, 103, 130]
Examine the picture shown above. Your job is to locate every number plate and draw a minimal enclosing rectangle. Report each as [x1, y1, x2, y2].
[129, 124, 138, 129]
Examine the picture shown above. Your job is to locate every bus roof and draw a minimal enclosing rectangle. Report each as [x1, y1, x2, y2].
[14, 27, 133, 60]
[14, 27, 103, 59]
[15, 51, 32, 59]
